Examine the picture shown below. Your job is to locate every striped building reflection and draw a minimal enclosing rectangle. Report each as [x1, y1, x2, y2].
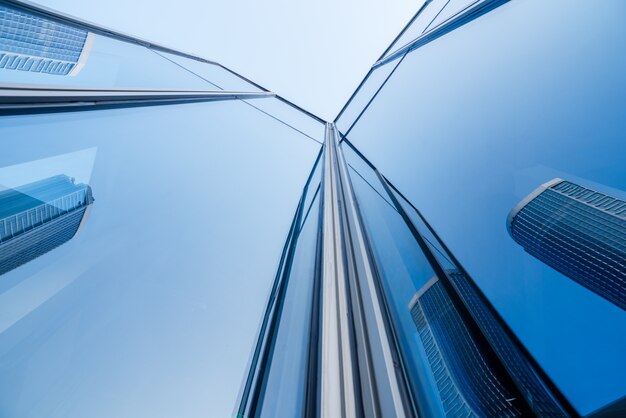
[0, 4, 93, 76]
[409, 276, 522, 417]
[0, 175, 94, 276]
[508, 179, 626, 311]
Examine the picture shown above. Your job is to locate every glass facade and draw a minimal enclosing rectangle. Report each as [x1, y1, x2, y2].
[0, 0, 624, 417]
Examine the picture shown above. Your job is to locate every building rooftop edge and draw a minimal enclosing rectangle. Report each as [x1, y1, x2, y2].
[505, 177, 564, 237]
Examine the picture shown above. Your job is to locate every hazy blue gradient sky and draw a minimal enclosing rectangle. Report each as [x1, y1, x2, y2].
[36, 0, 423, 121]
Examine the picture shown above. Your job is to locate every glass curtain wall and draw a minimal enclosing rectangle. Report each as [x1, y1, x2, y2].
[2, 0, 625, 417]
[331, 0, 626, 417]
[0, 1, 324, 417]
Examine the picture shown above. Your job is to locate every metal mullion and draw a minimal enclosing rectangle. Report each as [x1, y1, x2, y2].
[331, 125, 364, 418]
[320, 123, 364, 417]
[373, 0, 509, 69]
[334, 125, 417, 418]
[304, 184, 325, 418]
[0, 84, 273, 114]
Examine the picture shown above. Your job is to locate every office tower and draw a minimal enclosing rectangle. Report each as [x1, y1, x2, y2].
[0, 175, 94, 276]
[0, 0, 624, 417]
[508, 179, 626, 311]
[409, 276, 522, 417]
[0, 4, 92, 75]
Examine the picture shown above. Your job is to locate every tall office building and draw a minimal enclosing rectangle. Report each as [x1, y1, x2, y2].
[0, 175, 94, 276]
[0, 4, 92, 75]
[508, 179, 626, 311]
[409, 276, 522, 417]
[0, 0, 624, 417]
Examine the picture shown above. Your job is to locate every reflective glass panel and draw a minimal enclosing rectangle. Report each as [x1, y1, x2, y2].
[0, 4, 215, 90]
[428, 0, 480, 30]
[156, 50, 262, 92]
[335, 61, 400, 135]
[380, 0, 443, 61]
[243, 98, 324, 143]
[0, 100, 320, 418]
[342, 142, 446, 416]
[346, 0, 626, 414]
[257, 190, 320, 417]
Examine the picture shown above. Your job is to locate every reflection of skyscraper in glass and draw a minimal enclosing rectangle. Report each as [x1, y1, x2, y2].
[507, 178, 626, 311]
[409, 276, 523, 417]
[0, 5, 93, 76]
[444, 270, 569, 416]
[0, 175, 94, 276]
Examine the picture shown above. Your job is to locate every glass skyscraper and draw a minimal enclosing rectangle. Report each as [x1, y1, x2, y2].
[0, 0, 624, 417]
[508, 178, 626, 311]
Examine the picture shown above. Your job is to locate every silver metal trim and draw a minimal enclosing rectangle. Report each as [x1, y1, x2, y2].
[0, 84, 273, 111]
[320, 123, 358, 417]
[334, 124, 410, 418]
[373, 0, 509, 69]
[320, 124, 415, 417]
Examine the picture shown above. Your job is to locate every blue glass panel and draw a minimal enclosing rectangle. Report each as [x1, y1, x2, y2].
[156, 50, 262, 92]
[0, 4, 214, 89]
[428, 0, 479, 30]
[341, 143, 446, 417]
[299, 156, 322, 230]
[243, 98, 324, 143]
[257, 190, 319, 417]
[346, 0, 626, 414]
[380, 0, 444, 61]
[335, 61, 400, 135]
[0, 101, 320, 417]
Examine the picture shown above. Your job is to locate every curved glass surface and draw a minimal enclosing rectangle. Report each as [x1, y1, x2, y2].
[345, 0, 626, 414]
[0, 100, 320, 418]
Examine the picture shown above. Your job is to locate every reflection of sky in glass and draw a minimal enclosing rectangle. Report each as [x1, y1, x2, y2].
[0, 30, 217, 90]
[0, 148, 96, 208]
[346, 0, 626, 414]
[0, 100, 320, 417]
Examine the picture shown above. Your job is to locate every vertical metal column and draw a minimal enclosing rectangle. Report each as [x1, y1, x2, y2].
[319, 123, 415, 418]
[320, 123, 359, 417]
